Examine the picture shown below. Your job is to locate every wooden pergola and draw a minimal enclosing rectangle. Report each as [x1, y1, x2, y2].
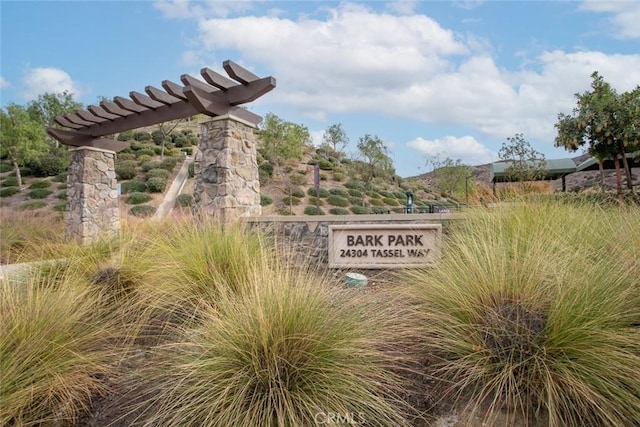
[46, 60, 275, 149]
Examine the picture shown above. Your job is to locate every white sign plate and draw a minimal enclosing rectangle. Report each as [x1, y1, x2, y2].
[328, 224, 442, 268]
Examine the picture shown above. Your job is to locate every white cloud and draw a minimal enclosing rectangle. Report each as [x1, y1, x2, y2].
[0, 76, 9, 88]
[154, 0, 257, 19]
[175, 3, 640, 152]
[580, 0, 640, 39]
[385, 0, 418, 15]
[406, 135, 494, 166]
[22, 67, 80, 101]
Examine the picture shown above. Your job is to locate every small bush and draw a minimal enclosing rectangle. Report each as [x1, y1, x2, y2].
[20, 200, 47, 210]
[56, 191, 67, 200]
[19, 168, 31, 177]
[329, 207, 350, 215]
[348, 188, 364, 198]
[327, 195, 349, 207]
[282, 196, 301, 206]
[277, 208, 294, 215]
[332, 172, 345, 182]
[260, 194, 272, 206]
[372, 206, 390, 214]
[126, 192, 152, 205]
[307, 196, 323, 206]
[147, 177, 167, 193]
[28, 189, 53, 199]
[286, 186, 305, 198]
[379, 190, 393, 198]
[369, 198, 385, 206]
[393, 191, 407, 200]
[350, 205, 371, 214]
[160, 158, 178, 171]
[121, 180, 147, 194]
[349, 197, 364, 206]
[142, 161, 162, 172]
[137, 149, 156, 157]
[146, 168, 170, 180]
[304, 206, 325, 215]
[0, 187, 19, 198]
[188, 162, 195, 178]
[0, 162, 12, 173]
[133, 131, 152, 142]
[53, 173, 67, 183]
[129, 205, 156, 217]
[318, 159, 333, 170]
[28, 180, 52, 189]
[345, 180, 365, 190]
[53, 201, 67, 212]
[290, 173, 307, 185]
[176, 193, 193, 208]
[28, 152, 68, 177]
[2, 176, 18, 187]
[115, 160, 138, 180]
[118, 130, 135, 141]
[137, 154, 153, 163]
[258, 163, 273, 178]
[307, 187, 329, 198]
[329, 188, 348, 197]
[117, 152, 137, 161]
[382, 197, 399, 206]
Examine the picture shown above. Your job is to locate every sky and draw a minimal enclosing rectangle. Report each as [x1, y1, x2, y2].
[1, 0, 639, 177]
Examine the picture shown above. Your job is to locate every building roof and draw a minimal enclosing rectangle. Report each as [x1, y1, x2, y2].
[490, 158, 577, 183]
[576, 151, 640, 172]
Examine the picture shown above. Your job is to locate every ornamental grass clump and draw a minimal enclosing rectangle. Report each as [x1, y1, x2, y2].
[0, 278, 120, 426]
[402, 201, 640, 426]
[132, 261, 413, 427]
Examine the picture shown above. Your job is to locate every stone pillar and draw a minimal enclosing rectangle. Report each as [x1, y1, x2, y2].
[66, 146, 119, 244]
[193, 114, 261, 222]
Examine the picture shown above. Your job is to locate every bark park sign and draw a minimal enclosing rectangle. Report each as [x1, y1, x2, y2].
[328, 224, 442, 268]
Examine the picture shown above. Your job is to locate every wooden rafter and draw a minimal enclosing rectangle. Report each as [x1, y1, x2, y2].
[47, 60, 275, 149]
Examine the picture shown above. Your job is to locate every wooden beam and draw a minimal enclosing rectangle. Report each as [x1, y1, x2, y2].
[225, 76, 276, 105]
[47, 128, 130, 152]
[101, 100, 135, 117]
[183, 85, 230, 116]
[181, 74, 221, 94]
[88, 105, 119, 120]
[76, 109, 107, 124]
[130, 91, 165, 109]
[201, 68, 236, 90]
[54, 116, 84, 129]
[114, 96, 147, 113]
[64, 113, 95, 126]
[161, 80, 188, 100]
[145, 85, 181, 105]
[223, 60, 259, 84]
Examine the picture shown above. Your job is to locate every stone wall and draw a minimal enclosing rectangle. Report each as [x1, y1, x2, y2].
[192, 115, 261, 223]
[245, 213, 461, 267]
[66, 147, 119, 244]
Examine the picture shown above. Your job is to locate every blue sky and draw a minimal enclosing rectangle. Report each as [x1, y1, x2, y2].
[2, 0, 639, 177]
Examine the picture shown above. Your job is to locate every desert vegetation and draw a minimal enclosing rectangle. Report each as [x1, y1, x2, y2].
[1, 197, 639, 426]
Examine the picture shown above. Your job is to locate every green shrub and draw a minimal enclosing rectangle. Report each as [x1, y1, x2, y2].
[369, 198, 385, 206]
[282, 196, 301, 206]
[329, 188, 348, 197]
[142, 161, 162, 172]
[348, 188, 364, 198]
[304, 206, 325, 215]
[307, 196, 323, 206]
[188, 162, 195, 178]
[160, 158, 178, 171]
[329, 207, 350, 215]
[345, 180, 365, 190]
[28, 180, 52, 189]
[372, 206, 390, 214]
[137, 149, 156, 157]
[307, 187, 329, 198]
[28, 189, 53, 199]
[290, 173, 307, 185]
[349, 197, 364, 206]
[277, 208, 294, 215]
[176, 193, 193, 208]
[318, 159, 333, 170]
[402, 202, 640, 426]
[117, 130, 135, 141]
[181, 147, 193, 156]
[53, 173, 67, 183]
[0, 187, 19, 198]
[146, 168, 170, 180]
[132, 262, 410, 427]
[129, 205, 156, 217]
[121, 180, 147, 194]
[133, 131, 152, 142]
[260, 194, 272, 206]
[126, 192, 152, 205]
[53, 201, 67, 212]
[19, 200, 47, 210]
[332, 172, 345, 182]
[115, 160, 138, 180]
[258, 169, 270, 185]
[258, 163, 273, 178]
[379, 190, 393, 198]
[147, 177, 167, 193]
[393, 191, 407, 199]
[287, 186, 305, 198]
[137, 154, 153, 163]
[350, 205, 371, 214]
[0, 162, 13, 173]
[382, 197, 399, 206]
[2, 176, 18, 187]
[28, 153, 68, 177]
[56, 191, 67, 200]
[19, 168, 31, 177]
[0, 281, 118, 426]
[327, 195, 349, 207]
[117, 152, 137, 161]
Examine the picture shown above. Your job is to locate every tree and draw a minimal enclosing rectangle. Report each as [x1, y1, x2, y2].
[434, 157, 471, 198]
[156, 119, 183, 159]
[498, 133, 547, 188]
[353, 134, 395, 188]
[257, 113, 310, 166]
[0, 104, 48, 189]
[321, 123, 349, 156]
[26, 91, 82, 147]
[555, 71, 640, 195]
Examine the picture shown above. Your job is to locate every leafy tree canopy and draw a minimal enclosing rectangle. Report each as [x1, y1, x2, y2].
[498, 133, 547, 185]
[321, 123, 349, 155]
[352, 134, 395, 186]
[257, 113, 311, 164]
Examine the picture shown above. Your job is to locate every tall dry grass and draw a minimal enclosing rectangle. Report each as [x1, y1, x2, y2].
[402, 201, 640, 426]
